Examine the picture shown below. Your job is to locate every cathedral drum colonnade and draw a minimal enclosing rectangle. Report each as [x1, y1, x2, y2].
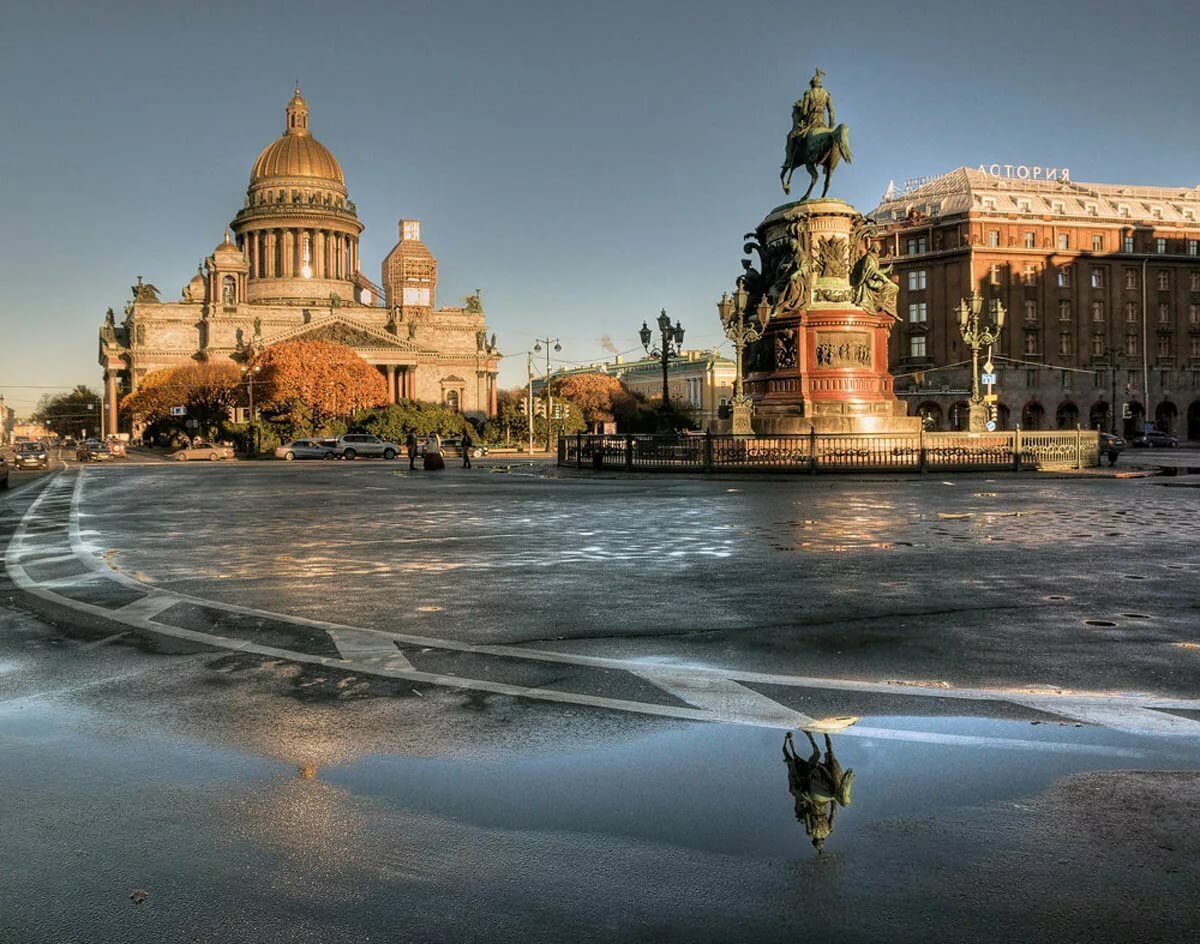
[99, 88, 500, 436]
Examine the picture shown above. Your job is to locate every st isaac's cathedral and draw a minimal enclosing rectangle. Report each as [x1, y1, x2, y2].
[98, 89, 500, 435]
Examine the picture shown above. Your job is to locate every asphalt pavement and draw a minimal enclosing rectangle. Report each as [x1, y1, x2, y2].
[2, 456, 1199, 943]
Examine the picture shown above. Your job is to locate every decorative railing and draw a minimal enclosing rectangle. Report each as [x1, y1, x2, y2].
[560, 428, 1101, 473]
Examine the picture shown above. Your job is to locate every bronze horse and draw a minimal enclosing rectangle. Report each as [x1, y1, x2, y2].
[781, 125, 853, 200]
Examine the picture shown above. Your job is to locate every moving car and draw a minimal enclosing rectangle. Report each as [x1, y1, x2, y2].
[105, 439, 127, 458]
[173, 444, 235, 462]
[76, 440, 112, 462]
[275, 439, 338, 461]
[1131, 430, 1178, 448]
[441, 437, 488, 459]
[333, 433, 400, 460]
[1098, 432, 1124, 466]
[13, 441, 49, 470]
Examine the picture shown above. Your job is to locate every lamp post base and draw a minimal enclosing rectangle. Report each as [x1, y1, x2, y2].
[968, 403, 988, 432]
[731, 400, 754, 436]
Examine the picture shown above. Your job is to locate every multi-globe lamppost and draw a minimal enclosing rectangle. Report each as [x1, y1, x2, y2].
[956, 292, 1006, 432]
[639, 309, 685, 419]
[533, 336, 560, 451]
[717, 282, 771, 435]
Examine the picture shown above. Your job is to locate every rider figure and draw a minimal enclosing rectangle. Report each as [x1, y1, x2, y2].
[785, 68, 835, 168]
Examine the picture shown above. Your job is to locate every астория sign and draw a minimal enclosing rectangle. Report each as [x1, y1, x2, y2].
[977, 163, 1070, 182]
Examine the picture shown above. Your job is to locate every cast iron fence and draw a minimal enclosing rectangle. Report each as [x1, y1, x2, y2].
[560, 428, 1100, 473]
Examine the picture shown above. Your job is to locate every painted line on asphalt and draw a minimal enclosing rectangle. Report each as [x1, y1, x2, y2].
[3, 467, 1196, 748]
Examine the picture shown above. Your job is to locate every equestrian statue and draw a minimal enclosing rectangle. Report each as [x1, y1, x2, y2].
[780, 68, 853, 200]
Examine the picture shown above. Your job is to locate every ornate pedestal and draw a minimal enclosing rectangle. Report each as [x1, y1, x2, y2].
[739, 198, 918, 435]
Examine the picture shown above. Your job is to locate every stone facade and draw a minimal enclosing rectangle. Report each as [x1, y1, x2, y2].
[98, 89, 499, 434]
[872, 167, 1200, 439]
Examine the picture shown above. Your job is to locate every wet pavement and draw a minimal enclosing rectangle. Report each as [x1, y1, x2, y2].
[3, 461, 1200, 942]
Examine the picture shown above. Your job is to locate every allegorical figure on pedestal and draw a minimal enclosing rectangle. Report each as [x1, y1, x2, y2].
[780, 68, 854, 200]
[850, 242, 899, 319]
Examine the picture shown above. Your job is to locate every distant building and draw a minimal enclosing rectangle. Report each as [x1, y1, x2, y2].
[871, 167, 1200, 439]
[98, 88, 500, 436]
[532, 349, 736, 428]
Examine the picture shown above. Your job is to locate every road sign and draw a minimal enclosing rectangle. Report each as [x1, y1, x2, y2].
[983, 360, 994, 374]
[985, 420, 997, 432]
[983, 393, 999, 403]
[186, 419, 199, 429]
[980, 372, 996, 385]
[1121, 403, 1132, 419]
[170, 406, 187, 417]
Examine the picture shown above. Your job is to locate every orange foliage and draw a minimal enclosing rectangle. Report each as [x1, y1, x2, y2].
[121, 361, 241, 424]
[550, 373, 637, 427]
[256, 340, 387, 420]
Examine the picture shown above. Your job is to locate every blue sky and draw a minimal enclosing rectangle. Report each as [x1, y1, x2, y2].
[1, 0, 1198, 413]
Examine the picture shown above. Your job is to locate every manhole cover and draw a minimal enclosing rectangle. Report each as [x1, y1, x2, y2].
[1084, 620, 1118, 627]
[1122, 613, 1151, 619]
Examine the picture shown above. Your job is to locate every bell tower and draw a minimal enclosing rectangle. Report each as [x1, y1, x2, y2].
[381, 219, 438, 320]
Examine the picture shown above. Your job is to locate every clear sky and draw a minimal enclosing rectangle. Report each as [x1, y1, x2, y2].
[1, 0, 1198, 415]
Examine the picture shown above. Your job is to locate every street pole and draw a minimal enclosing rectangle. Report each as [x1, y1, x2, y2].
[533, 337, 561, 452]
[526, 351, 534, 455]
[639, 309, 685, 429]
[718, 282, 769, 435]
[956, 293, 1006, 432]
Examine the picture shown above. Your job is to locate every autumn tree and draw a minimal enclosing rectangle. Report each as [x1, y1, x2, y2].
[549, 373, 637, 431]
[121, 362, 241, 433]
[256, 340, 387, 432]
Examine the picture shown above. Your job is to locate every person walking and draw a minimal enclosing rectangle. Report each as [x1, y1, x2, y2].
[461, 426, 474, 469]
[423, 431, 444, 471]
[406, 429, 419, 470]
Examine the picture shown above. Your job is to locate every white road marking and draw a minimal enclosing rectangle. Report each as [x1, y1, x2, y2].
[634, 668, 820, 729]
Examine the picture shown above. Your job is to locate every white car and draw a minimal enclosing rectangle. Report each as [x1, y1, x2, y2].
[334, 433, 400, 460]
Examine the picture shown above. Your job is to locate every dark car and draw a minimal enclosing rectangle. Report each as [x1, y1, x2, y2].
[1131, 430, 1178, 448]
[0, 455, 8, 489]
[13, 441, 49, 470]
[76, 440, 112, 462]
[1098, 432, 1125, 466]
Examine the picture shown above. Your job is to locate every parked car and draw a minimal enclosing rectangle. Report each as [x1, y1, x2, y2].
[76, 440, 111, 462]
[62, 436, 77, 448]
[333, 433, 400, 460]
[275, 439, 338, 461]
[1098, 432, 1125, 466]
[1131, 430, 1178, 448]
[13, 441, 49, 470]
[0, 455, 9, 489]
[173, 444, 235, 462]
[105, 439, 127, 458]
[441, 437, 488, 459]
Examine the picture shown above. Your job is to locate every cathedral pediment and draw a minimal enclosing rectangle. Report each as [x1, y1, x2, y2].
[268, 315, 419, 351]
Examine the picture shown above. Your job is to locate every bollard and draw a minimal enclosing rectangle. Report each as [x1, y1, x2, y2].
[703, 430, 714, 473]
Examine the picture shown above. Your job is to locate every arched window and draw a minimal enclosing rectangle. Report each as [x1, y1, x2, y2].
[222, 276, 236, 304]
[1055, 401, 1079, 429]
[446, 390, 460, 412]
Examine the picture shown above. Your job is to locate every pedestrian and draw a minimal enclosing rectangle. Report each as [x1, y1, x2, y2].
[406, 429, 419, 470]
[461, 426, 474, 469]
[423, 431, 444, 471]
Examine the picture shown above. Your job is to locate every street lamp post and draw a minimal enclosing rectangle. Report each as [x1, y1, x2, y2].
[717, 281, 771, 435]
[639, 308, 685, 418]
[956, 292, 1006, 432]
[533, 337, 560, 452]
[241, 364, 261, 455]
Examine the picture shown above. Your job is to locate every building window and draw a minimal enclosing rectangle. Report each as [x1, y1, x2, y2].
[1159, 303, 1170, 323]
[1152, 207, 1164, 219]
[907, 270, 927, 291]
[1192, 271, 1200, 291]
[1159, 336, 1173, 357]
[908, 302, 927, 323]
[1051, 200, 1064, 214]
[1023, 264, 1037, 286]
[1126, 302, 1139, 323]
[989, 265, 1001, 286]
[1058, 300, 1071, 322]
[1092, 335, 1104, 356]
[1189, 239, 1198, 256]
[1024, 232, 1036, 249]
[1125, 269, 1138, 290]
[1024, 300, 1037, 322]
[1024, 331, 1038, 355]
[988, 230, 1000, 248]
[1017, 199, 1031, 212]
[1190, 304, 1200, 324]
[909, 335, 926, 358]
[1058, 332, 1072, 355]
[1156, 237, 1167, 254]
[1125, 334, 1138, 356]
[1092, 234, 1103, 252]
[1158, 270, 1170, 290]
[1085, 203, 1098, 216]
[981, 197, 996, 210]
[445, 390, 460, 412]
[221, 275, 236, 305]
[1090, 268, 1104, 289]
[1124, 236, 1135, 253]
[1058, 233, 1070, 251]
[1192, 337, 1200, 357]
[1118, 204, 1131, 218]
[1057, 268, 1071, 288]
[905, 236, 927, 254]
[1092, 301, 1105, 323]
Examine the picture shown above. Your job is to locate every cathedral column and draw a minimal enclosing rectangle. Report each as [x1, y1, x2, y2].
[266, 231, 277, 278]
[315, 231, 325, 279]
[105, 370, 118, 438]
[385, 365, 396, 404]
[489, 374, 498, 416]
[350, 239, 358, 277]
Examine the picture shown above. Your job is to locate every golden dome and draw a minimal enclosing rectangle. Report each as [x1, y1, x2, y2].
[249, 88, 345, 186]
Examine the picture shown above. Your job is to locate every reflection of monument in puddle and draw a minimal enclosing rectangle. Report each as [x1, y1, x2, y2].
[783, 728, 855, 853]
